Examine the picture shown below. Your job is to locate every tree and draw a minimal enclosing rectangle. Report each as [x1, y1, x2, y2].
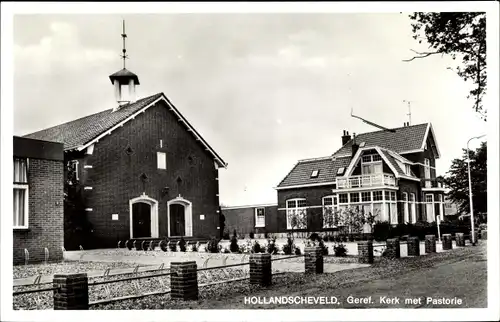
[444, 141, 487, 222]
[287, 208, 307, 241]
[404, 13, 487, 120]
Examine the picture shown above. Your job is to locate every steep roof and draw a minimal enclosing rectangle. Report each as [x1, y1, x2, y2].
[277, 156, 351, 189]
[332, 123, 430, 157]
[23, 93, 227, 167]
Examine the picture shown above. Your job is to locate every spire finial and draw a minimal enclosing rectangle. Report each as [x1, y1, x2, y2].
[120, 20, 128, 69]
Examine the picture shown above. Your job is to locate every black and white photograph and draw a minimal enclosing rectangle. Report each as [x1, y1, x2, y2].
[1, 2, 499, 322]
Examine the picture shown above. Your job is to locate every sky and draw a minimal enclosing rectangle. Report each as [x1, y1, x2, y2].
[12, 12, 489, 207]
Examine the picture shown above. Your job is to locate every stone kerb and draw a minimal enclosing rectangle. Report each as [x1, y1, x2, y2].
[357, 241, 374, 264]
[53, 273, 89, 310]
[407, 237, 420, 257]
[170, 261, 198, 301]
[455, 233, 465, 247]
[442, 234, 453, 250]
[385, 238, 400, 259]
[425, 235, 437, 253]
[249, 253, 272, 286]
[304, 246, 323, 274]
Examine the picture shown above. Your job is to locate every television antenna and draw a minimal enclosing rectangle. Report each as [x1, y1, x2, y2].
[350, 108, 396, 133]
[403, 100, 412, 125]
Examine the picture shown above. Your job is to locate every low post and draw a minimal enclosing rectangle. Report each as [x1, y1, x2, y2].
[170, 261, 198, 301]
[442, 234, 452, 250]
[357, 241, 374, 264]
[455, 233, 465, 247]
[386, 238, 400, 259]
[407, 237, 420, 256]
[305, 246, 323, 274]
[481, 230, 487, 240]
[470, 230, 477, 245]
[53, 273, 89, 310]
[425, 235, 436, 253]
[249, 253, 272, 286]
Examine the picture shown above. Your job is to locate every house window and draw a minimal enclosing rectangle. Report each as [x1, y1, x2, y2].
[361, 191, 371, 202]
[337, 167, 345, 175]
[425, 194, 434, 222]
[13, 158, 29, 228]
[322, 195, 338, 228]
[338, 193, 348, 204]
[405, 165, 412, 175]
[255, 208, 265, 227]
[311, 170, 319, 178]
[361, 154, 383, 175]
[157, 152, 167, 170]
[286, 198, 307, 229]
[424, 159, 431, 187]
[409, 193, 416, 223]
[373, 191, 383, 201]
[350, 193, 360, 203]
[385, 191, 397, 224]
[402, 193, 409, 223]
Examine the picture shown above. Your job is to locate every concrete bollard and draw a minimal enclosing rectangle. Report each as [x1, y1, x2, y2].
[386, 238, 400, 259]
[357, 241, 374, 264]
[407, 237, 420, 256]
[53, 273, 89, 310]
[304, 246, 323, 274]
[170, 261, 198, 301]
[425, 235, 436, 253]
[442, 234, 452, 250]
[455, 233, 465, 247]
[249, 253, 272, 286]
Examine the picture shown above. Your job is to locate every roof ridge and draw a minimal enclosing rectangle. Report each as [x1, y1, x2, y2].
[297, 156, 332, 163]
[356, 122, 429, 136]
[22, 93, 162, 138]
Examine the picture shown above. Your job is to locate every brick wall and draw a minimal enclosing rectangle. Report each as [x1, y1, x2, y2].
[13, 158, 64, 265]
[277, 185, 335, 233]
[76, 100, 220, 248]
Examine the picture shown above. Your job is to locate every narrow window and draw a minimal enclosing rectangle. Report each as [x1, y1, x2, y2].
[13, 158, 29, 228]
[157, 152, 167, 170]
[255, 208, 265, 227]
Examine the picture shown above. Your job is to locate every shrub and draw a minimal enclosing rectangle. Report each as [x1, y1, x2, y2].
[191, 242, 198, 252]
[333, 243, 347, 257]
[264, 231, 269, 239]
[249, 231, 254, 239]
[318, 237, 329, 255]
[230, 230, 240, 253]
[266, 236, 278, 255]
[167, 239, 177, 252]
[222, 227, 230, 240]
[159, 240, 168, 252]
[373, 221, 392, 241]
[205, 237, 219, 253]
[294, 247, 302, 255]
[309, 233, 320, 241]
[252, 241, 262, 253]
[282, 237, 294, 255]
[179, 237, 187, 252]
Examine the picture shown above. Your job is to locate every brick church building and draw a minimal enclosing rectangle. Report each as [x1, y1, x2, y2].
[23, 26, 226, 249]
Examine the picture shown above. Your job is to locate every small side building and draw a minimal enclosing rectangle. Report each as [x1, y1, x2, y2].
[13, 136, 64, 265]
[222, 204, 278, 238]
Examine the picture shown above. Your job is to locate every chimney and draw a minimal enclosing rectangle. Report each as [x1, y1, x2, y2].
[352, 132, 359, 157]
[342, 130, 351, 145]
